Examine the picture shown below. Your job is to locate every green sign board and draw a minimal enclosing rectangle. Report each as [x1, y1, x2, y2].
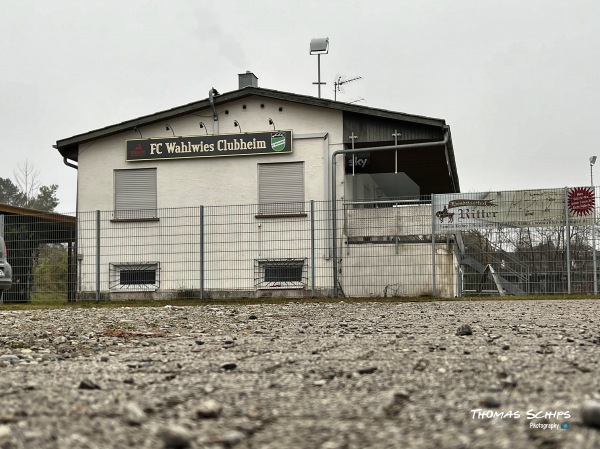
[127, 130, 293, 161]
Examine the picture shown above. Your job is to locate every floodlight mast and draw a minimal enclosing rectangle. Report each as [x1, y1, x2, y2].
[310, 37, 329, 98]
[591, 155, 598, 294]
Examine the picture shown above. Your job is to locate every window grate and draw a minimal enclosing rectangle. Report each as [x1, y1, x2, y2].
[255, 259, 307, 289]
[109, 262, 160, 291]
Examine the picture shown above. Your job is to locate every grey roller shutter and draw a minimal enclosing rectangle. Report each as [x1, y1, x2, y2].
[258, 162, 304, 215]
[114, 169, 157, 219]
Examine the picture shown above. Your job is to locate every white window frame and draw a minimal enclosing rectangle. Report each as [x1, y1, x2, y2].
[114, 168, 157, 220]
[258, 162, 305, 216]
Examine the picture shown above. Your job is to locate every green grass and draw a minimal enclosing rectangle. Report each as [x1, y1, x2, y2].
[1, 293, 600, 311]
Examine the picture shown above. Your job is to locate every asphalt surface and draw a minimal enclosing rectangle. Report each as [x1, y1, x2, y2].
[2, 299, 600, 448]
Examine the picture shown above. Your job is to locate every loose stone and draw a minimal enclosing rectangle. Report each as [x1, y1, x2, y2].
[220, 430, 245, 446]
[456, 324, 473, 336]
[581, 399, 600, 428]
[220, 362, 237, 371]
[0, 425, 16, 447]
[156, 424, 192, 449]
[123, 401, 146, 426]
[381, 390, 411, 417]
[78, 379, 101, 390]
[195, 399, 223, 419]
[481, 396, 501, 408]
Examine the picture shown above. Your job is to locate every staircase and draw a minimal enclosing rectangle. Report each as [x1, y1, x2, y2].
[454, 234, 527, 296]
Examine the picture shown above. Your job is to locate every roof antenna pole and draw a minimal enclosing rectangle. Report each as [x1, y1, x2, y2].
[392, 130, 401, 174]
[209, 87, 220, 134]
[349, 132, 358, 176]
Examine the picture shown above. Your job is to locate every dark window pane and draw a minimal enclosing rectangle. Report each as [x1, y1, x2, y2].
[120, 269, 156, 285]
[264, 265, 302, 283]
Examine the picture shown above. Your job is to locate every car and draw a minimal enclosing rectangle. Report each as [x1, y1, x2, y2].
[0, 236, 12, 302]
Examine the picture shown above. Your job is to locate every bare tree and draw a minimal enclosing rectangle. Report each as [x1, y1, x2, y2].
[0, 159, 58, 211]
[13, 159, 41, 208]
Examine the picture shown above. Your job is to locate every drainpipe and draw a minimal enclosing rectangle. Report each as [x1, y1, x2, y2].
[330, 128, 450, 296]
[53, 144, 79, 170]
[63, 157, 78, 170]
[209, 87, 220, 134]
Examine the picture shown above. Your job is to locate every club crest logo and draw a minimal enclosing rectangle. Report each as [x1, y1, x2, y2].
[271, 132, 286, 152]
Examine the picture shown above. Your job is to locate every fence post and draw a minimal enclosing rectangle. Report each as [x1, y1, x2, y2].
[332, 198, 339, 297]
[0, 214, 3, 304]
[199, 205, 204, 300]
[310, 200, 316, 298]
[565, 188, 572, 294]
[96, 210, 100, 302]
[431, 194, 437, 297]
[593, 185, 598, 294]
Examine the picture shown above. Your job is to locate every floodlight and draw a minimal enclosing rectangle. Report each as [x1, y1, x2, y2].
[310, 37, 329, 98]
[310, 38, 329, 54]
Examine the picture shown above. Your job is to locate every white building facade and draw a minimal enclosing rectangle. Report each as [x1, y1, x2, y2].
[55, 73, 461, 299]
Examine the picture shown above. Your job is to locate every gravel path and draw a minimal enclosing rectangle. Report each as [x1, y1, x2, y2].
[2, 299, 600, 448]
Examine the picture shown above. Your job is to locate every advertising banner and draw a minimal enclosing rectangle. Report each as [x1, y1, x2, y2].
[432, 187, 595, 232]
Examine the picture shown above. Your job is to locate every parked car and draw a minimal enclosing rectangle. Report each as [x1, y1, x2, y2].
[0, 236, 12, 301]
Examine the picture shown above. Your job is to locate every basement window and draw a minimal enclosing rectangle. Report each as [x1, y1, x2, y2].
[255, 259, 307, 289]
[120, 269, 156, 285]
[110, 262, 160, 291]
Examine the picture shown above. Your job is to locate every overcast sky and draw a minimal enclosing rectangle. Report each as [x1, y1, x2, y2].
[1, 0, 599, 213]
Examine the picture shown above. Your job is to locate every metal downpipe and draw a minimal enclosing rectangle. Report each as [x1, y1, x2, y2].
[63, 157, 78, 170]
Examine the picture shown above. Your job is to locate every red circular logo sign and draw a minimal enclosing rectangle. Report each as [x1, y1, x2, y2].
[568, 187, 595, 217]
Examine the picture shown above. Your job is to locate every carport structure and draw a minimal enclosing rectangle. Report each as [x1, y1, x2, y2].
[0, 204, 76, 302]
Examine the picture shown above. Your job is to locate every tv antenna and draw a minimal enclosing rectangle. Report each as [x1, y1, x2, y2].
[348, 97, 366, 104]
[333, 74, 362, 101]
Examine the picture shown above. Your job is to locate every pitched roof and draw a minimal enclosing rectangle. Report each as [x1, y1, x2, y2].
[54, 86, 448, 161]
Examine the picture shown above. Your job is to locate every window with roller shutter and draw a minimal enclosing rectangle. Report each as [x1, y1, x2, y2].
[114, 168, 157, 220]
[258, 162, 304, 216]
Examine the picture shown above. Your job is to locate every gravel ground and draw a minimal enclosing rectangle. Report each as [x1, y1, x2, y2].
[2, 299, 600, 448]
